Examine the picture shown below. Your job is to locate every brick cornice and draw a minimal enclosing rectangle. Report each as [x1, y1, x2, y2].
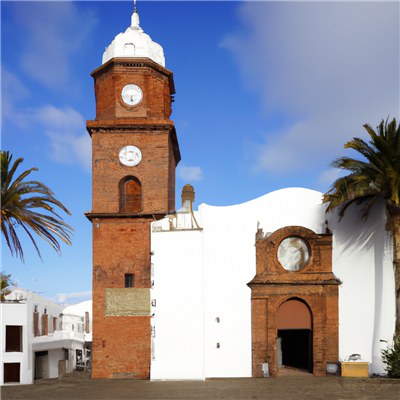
[84, 211, 173, 222]
[91, 57, 175, 95]
[86, 119, 174, 130]
[247, 274, 341, 287]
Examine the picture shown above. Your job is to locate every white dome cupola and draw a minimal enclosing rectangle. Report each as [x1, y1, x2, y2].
[102, 2, 165, 67]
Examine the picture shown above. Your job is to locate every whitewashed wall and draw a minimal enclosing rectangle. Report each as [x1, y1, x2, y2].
[1, 289, 92, 385]
[0, 302, 30, 385]
[327, 196, 396, 374]
[48, 348, 64, 379]
[150, 229, 204, 380]
[150, 188, 396, 379]
[151, 188, 326, 379]
[200, 188, 325, 378]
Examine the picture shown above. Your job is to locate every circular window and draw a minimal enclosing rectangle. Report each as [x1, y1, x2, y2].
[277, 237, 309, 271]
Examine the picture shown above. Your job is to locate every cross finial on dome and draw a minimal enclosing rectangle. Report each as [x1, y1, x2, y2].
[131, 0, 140, 29]
[102, 0, 165, 67]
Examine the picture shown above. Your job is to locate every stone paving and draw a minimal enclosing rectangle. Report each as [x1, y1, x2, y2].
[1, 370, 399, 400]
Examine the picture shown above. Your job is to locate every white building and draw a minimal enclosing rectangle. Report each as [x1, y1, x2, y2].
[0, 288, 92, 385]
[150, 187, 395, 380]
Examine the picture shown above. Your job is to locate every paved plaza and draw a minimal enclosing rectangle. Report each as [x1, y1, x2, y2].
[1, 370, 399, 400]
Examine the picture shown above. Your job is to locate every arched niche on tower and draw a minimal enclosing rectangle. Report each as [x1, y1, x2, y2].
[119, 176, 141, 213]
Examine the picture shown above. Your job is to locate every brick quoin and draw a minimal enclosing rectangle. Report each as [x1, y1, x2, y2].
[86, 58, 180, 379]
[248, 226, 340, 377]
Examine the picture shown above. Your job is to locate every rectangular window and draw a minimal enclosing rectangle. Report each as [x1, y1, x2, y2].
[33, 312, 40, 336]
[6, 326, 22, 352]
[125, 274, 134, 288]
[42, 314, 48, 336]
[85, 312, 90, 333]
[4, 363, 20, 383]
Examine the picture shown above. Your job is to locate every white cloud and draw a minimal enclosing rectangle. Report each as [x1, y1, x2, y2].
[47, 290, 92, 306]
[222, 2, 399, 176]
[12, 2, 97, 88]
[33, 105, 91, 171]
[178, 164, 203, 182]
[1, 68, 31, 120]
[2, 69, 91, 171]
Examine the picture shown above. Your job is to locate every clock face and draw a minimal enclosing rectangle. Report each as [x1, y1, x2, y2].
[277, 237, 309, 271]
[121, 84, 143, 106]
[119, 146, 142, 167]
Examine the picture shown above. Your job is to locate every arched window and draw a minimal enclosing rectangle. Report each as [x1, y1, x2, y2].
[120, 176, 141, 213]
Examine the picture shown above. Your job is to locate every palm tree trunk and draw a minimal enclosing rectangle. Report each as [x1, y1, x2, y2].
[390, 213, 400, 334]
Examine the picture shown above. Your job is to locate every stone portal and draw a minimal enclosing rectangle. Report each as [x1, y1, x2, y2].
[248, 226, 340, 377]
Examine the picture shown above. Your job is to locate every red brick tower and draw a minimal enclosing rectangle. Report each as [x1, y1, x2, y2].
[85, 7, 180, 379]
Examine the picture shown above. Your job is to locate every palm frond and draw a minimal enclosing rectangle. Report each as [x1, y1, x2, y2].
[323, 118, 400, 219]
[1, 151, 73, 263]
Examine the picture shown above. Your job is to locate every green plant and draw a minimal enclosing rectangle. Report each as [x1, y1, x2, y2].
[0, 272, 11, 300]
[382, 336, 400, 378]
[323, 117, 400, 332]
[1, 151, 73, 262]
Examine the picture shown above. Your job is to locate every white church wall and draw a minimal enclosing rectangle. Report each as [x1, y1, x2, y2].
[328, 197, 396, 374]
[150, 229, 204, 380]
[200, 188, 325, 378]
[379, 230, 397, 370]
[150, 187, 395, 379]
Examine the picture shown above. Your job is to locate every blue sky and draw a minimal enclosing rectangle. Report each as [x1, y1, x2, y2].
[1, 1, 399, 304]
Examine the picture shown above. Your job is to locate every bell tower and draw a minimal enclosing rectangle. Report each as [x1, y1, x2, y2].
[85, 5, 180, 379]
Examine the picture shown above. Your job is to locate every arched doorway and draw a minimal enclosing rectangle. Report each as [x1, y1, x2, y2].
[277, 298, 312, 373]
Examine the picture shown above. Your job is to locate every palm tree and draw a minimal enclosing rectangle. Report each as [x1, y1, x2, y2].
[1, 151, 73, 262]
[0, 273, 11, 300]
[323, 117, 400, 333]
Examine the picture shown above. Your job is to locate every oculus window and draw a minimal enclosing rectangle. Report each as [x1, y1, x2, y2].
[278, 237, 309, 271]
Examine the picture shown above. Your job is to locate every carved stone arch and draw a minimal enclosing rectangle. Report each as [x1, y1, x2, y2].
[119, 176, 141, 212]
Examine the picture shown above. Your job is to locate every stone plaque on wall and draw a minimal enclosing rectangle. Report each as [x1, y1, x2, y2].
[105, 288, 151, 316]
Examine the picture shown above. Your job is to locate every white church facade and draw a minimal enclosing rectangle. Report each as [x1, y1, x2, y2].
[150, 187, 395, 379]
